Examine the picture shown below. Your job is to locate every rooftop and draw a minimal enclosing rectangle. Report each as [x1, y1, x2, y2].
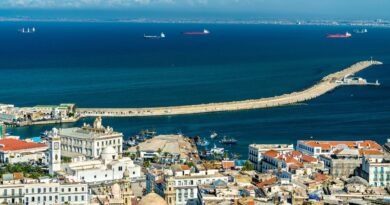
[249, 143, 294, 150]
[128, 134, 195, 159]
[0, 138, 47, 152]
[299, 140, 382, 150]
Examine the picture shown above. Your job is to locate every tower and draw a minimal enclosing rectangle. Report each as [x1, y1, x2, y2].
[48, 128, 61, 175]
[165, 177, 176, 205]
[122, 168, 133, 205]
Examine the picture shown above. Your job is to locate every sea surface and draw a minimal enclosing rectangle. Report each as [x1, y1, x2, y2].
[1, 22, 390, 158]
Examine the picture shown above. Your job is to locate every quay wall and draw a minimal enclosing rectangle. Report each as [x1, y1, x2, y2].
[77, 61, 382, 117]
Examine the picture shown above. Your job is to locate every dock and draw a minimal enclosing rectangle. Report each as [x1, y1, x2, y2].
[76, 60, 382, 117]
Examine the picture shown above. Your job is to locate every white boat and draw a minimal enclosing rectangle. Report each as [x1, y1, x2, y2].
[210, 131, 218, 139]
[210, 144, 224, 155]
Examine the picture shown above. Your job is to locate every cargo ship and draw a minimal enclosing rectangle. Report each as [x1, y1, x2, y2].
[144, 32, 165, 39]
[18, 27, 36, 34]
[327, 32, 352, 38]
[182, 29, 210, 35]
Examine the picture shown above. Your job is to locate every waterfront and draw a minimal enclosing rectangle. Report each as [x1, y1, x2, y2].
[1, 22, 390, 158]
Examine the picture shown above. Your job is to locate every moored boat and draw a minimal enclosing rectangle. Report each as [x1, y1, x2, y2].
[219, 136, 237, 144]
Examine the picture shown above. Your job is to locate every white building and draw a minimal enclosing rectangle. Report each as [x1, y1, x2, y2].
[296, 140, 382, 158]
[248, 144, 294, 171]
[46, 127, 141, 183]
[147, 164, 229, 205]
[58, 117, 123, 159]
[361, 154, 390, 187]
[0, 138, 47, 164]
[0, 177, 88, 205]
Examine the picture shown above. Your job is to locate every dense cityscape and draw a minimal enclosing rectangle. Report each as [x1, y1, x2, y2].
[1, 0, 390, 205]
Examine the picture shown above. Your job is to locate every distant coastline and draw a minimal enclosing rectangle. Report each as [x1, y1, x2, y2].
[1, 17, 390, 28]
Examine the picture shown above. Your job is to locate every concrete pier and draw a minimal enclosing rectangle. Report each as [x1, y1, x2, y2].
[77, 60, 382, 117]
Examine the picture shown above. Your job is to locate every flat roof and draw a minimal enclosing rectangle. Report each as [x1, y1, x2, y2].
[60, 127, 122, 139]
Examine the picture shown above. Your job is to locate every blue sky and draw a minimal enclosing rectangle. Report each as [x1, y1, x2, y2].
[0, 0, 389, 19]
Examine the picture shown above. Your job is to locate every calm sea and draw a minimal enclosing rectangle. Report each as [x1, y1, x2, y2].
[1, 22, 390, 158]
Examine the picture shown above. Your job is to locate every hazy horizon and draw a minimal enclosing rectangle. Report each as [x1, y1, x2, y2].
[0, 0, 389, 20]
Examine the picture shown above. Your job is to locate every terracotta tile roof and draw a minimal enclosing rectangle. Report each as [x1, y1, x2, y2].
[290, 150, 302, 157]
[256, 177, 278, 188]
[359, 140, 382, 149]
[263, 150, 279, 158]
[222, 160, 235, 169]
[359, 149, 384, 156]
[0, 138, 47, 151]
[312, 173, 329, 182]
[301, 154, 318, 163]
[301, 140, 382, 151]
[180, 165, 190, 170]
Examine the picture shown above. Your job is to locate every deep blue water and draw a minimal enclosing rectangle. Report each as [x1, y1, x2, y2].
[1, 22, 390, 158]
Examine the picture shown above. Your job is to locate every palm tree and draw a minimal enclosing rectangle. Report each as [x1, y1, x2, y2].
[136, 146, 140, 158]
[223, 152, 229, 160]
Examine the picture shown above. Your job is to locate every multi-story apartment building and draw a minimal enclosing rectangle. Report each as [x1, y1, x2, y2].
[361, 154, 390, 187]
[146, 164, 229, 205]
[248, 144, 294, 171]
[0, 176, 88, 205]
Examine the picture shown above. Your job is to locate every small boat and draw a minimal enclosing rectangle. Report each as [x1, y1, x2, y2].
[210, 144, 224, 155]
[210, 131, 218, 139]
[219, 136, 237, 144]
[144, 32, 166, 39]
[197, 138, 210, 146]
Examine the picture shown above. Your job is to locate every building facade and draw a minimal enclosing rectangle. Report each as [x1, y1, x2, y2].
[0, 178, 88, 205]
[248, 144, 294, 171]
[58, 117, 123, 159]
[361, 155, 390, 187]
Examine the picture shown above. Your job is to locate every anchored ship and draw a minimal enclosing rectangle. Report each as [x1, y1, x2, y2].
[327, 32, 352, 38]
[182, 29, 210, 35]
[18, 27, 36, 34]
[354, 29, 368, 34]
[144, 32, 165, 39]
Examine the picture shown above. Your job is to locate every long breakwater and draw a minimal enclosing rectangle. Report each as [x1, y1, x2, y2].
[77, 61, 382, 117]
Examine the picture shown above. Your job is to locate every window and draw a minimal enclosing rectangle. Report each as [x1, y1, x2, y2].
[62, 188, 64, 192]
[44, 188, 46, 193]
[119, 166, 123, 171]
[94, 175, 97, 178]
[82, 187, 85, 192]
[81, 195, 84, 201]
[44, 196, 46, 201]
[49, 196, 52, 201]
[61, 197, 64, 202]
[75, 188, 78, 192]
[68, 188, 71, 192]
[75, 196, 78, 201]
[25, 189, 28, 194]
[68, 196, 71, 201]
[38, 196, 40, 201]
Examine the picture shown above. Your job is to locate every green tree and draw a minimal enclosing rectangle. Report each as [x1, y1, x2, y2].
[242, 160, 254, 171]
[143, 160, 150, 168]
[223, 152, 229, 160]
[136, 146, 141, 158]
